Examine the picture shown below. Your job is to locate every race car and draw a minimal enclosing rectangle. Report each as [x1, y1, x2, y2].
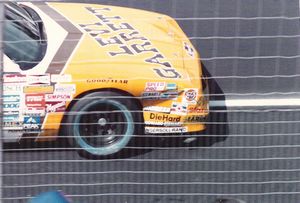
[2, 2, 209, 158]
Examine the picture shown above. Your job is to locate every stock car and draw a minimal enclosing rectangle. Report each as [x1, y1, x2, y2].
[3, 2, 209, 158]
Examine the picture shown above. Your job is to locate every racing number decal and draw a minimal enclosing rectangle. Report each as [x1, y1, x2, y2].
[80, 7, 182, 79]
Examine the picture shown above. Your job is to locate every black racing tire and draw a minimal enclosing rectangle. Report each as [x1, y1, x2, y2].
[65, 91, 143, 159]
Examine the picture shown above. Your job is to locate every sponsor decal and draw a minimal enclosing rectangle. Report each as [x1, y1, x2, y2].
[51, 74, 72, 83]
[86, 79, 128, 84]
[45, 94, 72, 102]
[3, 95, 21, 111]
[160, 91, 178, 100]
[3, 74, 26, 83]
[81, 7, 181, 79]
[3, 95, 20, 103]
[183, 88, 198, 104]
[166, 83, 177, 90]
[143, 106, 171, 113]
[170, 102, 188, 115]
[188, 106, 208, 114]
[23, 116, 41, 130]
[3, 113, 22, 130]
[141, 92, 160, 100]
[184, 115, 206, 123]
[4, 84, 23, 93]
[26, 74, 50, 85]
[3, 113, 19, 122]
[54, 84, 76, 94]
[145, 126, 188, 134]
[184, 42, 195, 57]
[25, 94, 45, 108]
[144, 82, 166, 92]
[23, 85, 54, 94]
[149, 113, 181, 123]
[46, 101, 66, 113]
[24, 107, 45, 116]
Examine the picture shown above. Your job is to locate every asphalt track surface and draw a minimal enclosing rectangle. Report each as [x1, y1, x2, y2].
[3, 0, 300, 203]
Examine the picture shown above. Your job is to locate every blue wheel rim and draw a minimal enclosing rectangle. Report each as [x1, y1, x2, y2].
[73, 99, 134, 156]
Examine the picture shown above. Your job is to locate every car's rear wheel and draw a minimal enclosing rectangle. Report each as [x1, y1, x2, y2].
[66, 91, 142, 159]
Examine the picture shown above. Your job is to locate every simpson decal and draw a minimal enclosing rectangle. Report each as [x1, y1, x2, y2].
[45, 94, 72, 102]
[81, 7, 181, 79]
[145, 126, 188, 134]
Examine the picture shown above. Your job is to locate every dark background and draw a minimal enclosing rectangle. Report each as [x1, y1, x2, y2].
[3, 1, 300, 203]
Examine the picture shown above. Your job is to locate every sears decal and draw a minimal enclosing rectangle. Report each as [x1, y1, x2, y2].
[80, 7, 181, 79]
[23, 116, 41, 130]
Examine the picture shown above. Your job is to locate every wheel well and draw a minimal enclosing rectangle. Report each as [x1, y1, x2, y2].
[59, 88, 143, 135]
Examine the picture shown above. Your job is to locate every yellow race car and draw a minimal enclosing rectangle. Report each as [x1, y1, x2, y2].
[3, 2, 209, 158]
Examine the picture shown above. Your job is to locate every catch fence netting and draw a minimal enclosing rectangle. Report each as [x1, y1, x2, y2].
[1, 0, 300, 202]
